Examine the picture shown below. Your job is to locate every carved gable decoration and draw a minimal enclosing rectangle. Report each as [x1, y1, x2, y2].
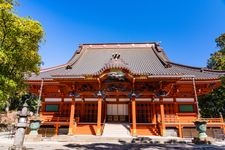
[108, 69, 125, 81]
[106, 53, 129, 69]
[96, 52, 131, 75]
[77, 84, 96, 92]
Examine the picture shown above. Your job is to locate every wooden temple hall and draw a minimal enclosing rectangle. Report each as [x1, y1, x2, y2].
[27, 43, 225, 137]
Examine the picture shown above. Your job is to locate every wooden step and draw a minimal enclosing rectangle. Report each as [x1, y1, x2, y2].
[132, 125, 159, 136]
[74, 124, 97, 135]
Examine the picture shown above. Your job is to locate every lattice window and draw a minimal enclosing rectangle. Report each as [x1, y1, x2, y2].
[75, 103, 81, 117]
[136, 103, 152, 123]
[83, 102, 97, 122]
[61, 103, 70, 117]
[164, 103, 175, 115]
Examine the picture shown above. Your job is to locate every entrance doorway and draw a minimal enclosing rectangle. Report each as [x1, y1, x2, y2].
[106, 104, 128, 122]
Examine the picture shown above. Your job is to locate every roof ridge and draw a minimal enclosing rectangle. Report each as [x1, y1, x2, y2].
[81, 42, 157, 45]
[40, 64, 67, 73]
[152, 45, 171, 68]
[67, 45, 87, 66]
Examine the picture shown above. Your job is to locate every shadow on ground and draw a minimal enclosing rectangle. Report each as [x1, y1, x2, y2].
[62, 142, 225, 150]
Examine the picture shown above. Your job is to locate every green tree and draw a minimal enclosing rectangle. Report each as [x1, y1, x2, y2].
[198, 78, 225, 118]
[199, 33, 225, 118]
[0, 0, 44, 109]
[9, 93, 39, 113]
[207, 33, 225, 70]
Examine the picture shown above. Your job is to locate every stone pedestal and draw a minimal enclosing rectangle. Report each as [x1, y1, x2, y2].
[25, 134, 42, 142]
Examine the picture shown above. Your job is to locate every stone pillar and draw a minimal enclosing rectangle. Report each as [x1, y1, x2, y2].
[68, 97, 75, 135]
[131, 94, 137, 136]
[160, 98, 165, 136]
[96, 96, 102, 136]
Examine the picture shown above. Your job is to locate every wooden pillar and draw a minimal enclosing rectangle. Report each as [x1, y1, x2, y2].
[104, 101, 107, 120]
[160, 98, 165, 136]
[59, 94, 64, 115]
[220, 113, 225, 134]
[40, 95, 45, 119]
[41, 95, 45, 113]
[128, 102, 131, 123]
[173, 97, 178, 114]
[178, 124, 183, 138]
[41, 102, 45, 113]
[152, 102, 156, 124]
[131, 96, 137, 136]
[81, 99, 85, 121]
[54, 124, 59, 136]
[96, 96, 102, 136]
[68, 97, 75, 135]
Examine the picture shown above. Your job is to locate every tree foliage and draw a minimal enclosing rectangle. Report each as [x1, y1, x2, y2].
[0, 0, 44, 109]
[207, 33, 225, 70]
[9, 93, 39, 113]
[199, 78, 225, 118]
[199, 33, 225, 118]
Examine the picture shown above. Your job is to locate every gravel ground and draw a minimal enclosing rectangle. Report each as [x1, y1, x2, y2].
[0, 132, 225, 150]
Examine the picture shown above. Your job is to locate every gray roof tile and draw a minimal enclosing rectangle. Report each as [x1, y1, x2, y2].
[28, 43, 225, 80]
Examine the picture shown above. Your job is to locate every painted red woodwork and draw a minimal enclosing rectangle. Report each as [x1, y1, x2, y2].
[68, 97, 75, 135]
[96, 97, 102, 135]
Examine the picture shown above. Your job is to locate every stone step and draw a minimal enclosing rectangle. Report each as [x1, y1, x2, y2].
[102, 123, 131, 137]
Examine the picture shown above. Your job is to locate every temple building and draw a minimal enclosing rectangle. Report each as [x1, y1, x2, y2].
[27, 42, 225, 137]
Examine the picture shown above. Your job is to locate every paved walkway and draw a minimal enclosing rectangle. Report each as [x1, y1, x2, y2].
[1, 132, 225, 150]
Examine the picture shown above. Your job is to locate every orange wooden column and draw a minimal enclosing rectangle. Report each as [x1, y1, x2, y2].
[173, 97, 178, 114]
[160, 99, 165, 136]
[152, 102, 156, 124]
[59, 93, 64, 115]
[131, 95, 137, 136]
[68, 97, 75, 135]
[178, 124, 183, 138]
[81, 99, 85, 121]
[41, 95, 45, 113]
[220, 113, 225, 134]
[96, 96, 102, 136]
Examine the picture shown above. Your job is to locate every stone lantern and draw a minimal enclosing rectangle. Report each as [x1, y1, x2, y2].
[9, 102, 30, 150]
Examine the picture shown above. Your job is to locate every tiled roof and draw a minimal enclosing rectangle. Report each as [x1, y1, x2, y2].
[28, 43, 225, 81]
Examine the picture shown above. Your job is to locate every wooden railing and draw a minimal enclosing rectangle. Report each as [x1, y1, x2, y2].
[165, 116, 224, 124]
[165, 117, 179, 123]
[204, 118, 223, 123]
[40, 113, 70, 126]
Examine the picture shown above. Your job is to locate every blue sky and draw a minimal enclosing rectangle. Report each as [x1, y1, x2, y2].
[16, 0, 225, 68]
